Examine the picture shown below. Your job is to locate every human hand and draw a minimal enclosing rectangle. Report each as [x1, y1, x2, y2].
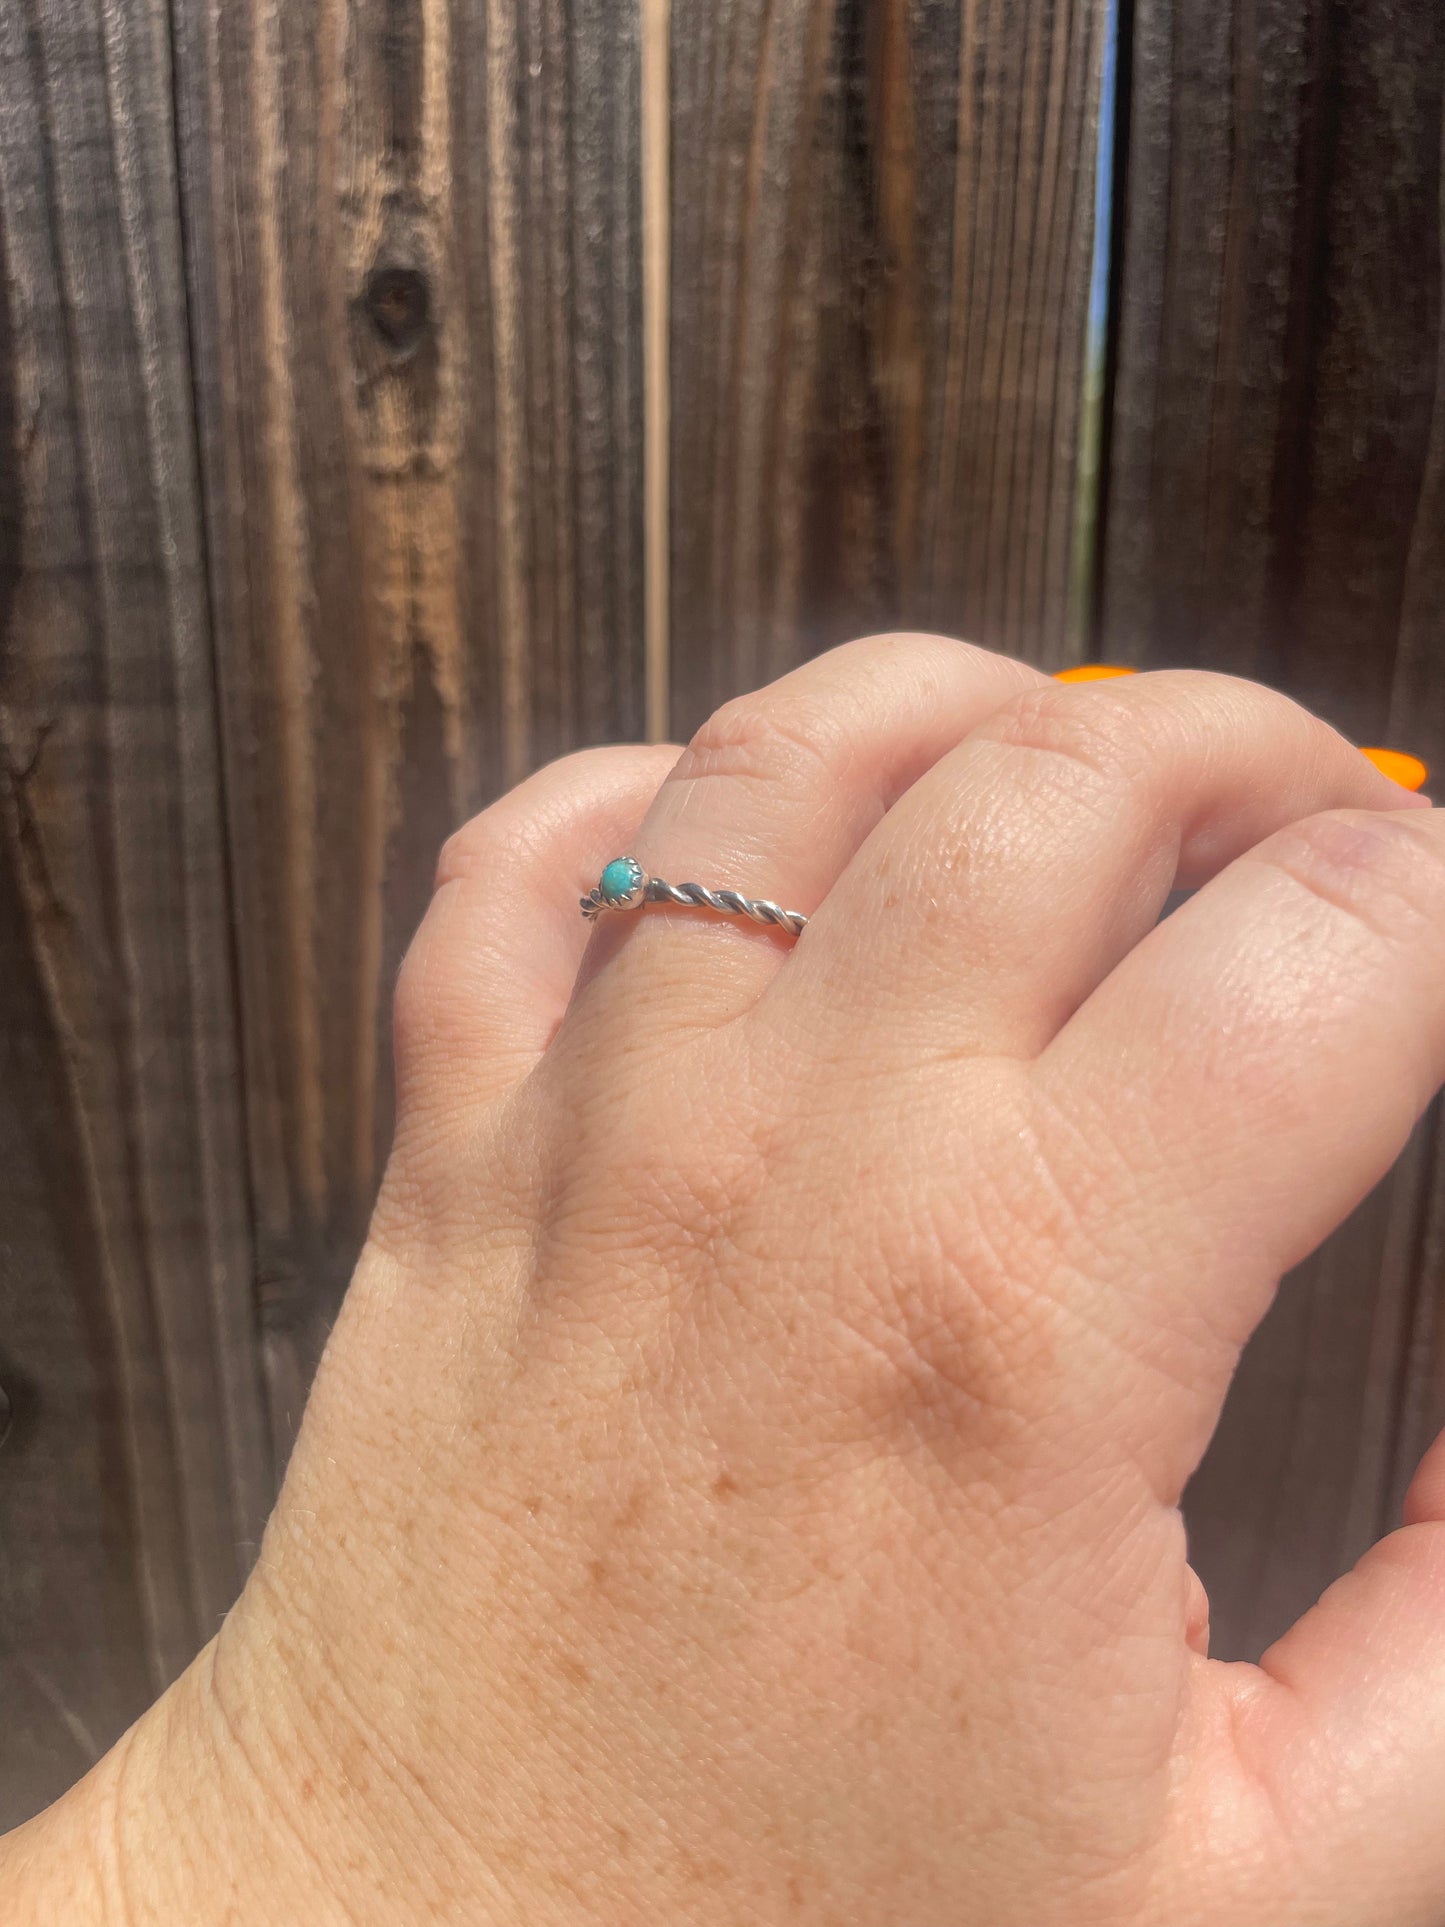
[14, 637, 1445, 1924]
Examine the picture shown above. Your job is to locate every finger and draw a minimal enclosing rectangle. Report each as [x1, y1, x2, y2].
[1200, 1444, 1445, 1925]
[1033, 803, 1445, 1491]
[766, 670, 1427, 1062]
[1057, 665, 1432, 797]
[394, 743, 681, 1110]
[568, 634, 1046, 1029]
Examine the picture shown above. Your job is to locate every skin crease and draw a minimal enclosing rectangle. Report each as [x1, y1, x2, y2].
[5, 637, 1445, 1926]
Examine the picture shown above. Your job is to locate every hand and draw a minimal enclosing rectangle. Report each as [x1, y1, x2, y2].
[11, 637, 1445, 1925]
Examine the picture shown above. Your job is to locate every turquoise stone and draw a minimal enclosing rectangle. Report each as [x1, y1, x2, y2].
[599, 856, 643, 905]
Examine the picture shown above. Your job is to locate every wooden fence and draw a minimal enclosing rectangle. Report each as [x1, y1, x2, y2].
[1, 0, 1441, 1824]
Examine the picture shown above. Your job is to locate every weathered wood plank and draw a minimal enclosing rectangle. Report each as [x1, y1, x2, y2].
[0, 0, 268, 1822]
[1102, 0, 1445, 737]
[1103, 0, 1445, 1658]
[172, 0, 646, 1455]
[667, 0, 1107, 735]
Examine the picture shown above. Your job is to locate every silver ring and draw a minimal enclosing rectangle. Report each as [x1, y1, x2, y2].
[581, 856, 807, 939]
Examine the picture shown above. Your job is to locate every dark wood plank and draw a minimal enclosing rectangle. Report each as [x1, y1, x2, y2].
[0, 0, 268, 1823]
[171, 0, 646, 1456]
[1103, 0, 1445, 1658]
[667, 0, 1107, 735]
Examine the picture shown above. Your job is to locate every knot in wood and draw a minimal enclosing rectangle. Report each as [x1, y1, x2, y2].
[362, 264, 431, 354]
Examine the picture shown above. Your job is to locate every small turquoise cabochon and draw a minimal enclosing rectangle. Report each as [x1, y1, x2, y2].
[599, 856, 646, 906]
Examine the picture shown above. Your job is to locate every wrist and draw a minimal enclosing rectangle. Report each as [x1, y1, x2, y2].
[0, 1597, 356, 1925]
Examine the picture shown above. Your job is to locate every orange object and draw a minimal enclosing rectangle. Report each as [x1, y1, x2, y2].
[1360, 747, 1429, 792]
[1052, 663, 1137, 682]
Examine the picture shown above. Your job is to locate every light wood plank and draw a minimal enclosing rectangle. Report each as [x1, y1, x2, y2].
[172, 0, 646, 1453]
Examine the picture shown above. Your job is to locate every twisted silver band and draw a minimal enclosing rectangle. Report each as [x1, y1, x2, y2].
[581, 856, 807, 939]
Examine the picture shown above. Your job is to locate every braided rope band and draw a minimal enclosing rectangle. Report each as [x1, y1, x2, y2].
[581, 856, 807, 939]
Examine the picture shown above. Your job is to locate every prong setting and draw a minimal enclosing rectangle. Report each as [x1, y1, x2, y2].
[582, 854, 649, 919]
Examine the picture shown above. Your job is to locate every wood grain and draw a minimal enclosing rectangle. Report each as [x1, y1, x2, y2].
[1103, 0, 1445, 1658]
[0, 0, 269, 1822]
[667, 0, 1107, 735]
[171, 0, 646, 1451]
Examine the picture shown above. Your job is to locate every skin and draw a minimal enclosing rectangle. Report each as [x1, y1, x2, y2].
[5, 635, 1445, 1925]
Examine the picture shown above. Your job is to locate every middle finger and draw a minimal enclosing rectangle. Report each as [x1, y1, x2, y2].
[765, 670, 1427, 1064]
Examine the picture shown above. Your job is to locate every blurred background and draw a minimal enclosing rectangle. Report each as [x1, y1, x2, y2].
[1, 0, 1441, 1825]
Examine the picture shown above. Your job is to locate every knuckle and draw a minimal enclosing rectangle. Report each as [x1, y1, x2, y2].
[391, 912, 465, 1095]
[675, 692, 840, 794]
[1126, 667, 1358, 773]
[985, 668, 1338, 808]
[392, 919, 438, 1040]
[1123, 664, 1308, 724]
[1257, 807, 1445, 937]
[980, 679, 1158, 808]
[435, 810, 508, 889]
[390, 880, 490, 1084]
